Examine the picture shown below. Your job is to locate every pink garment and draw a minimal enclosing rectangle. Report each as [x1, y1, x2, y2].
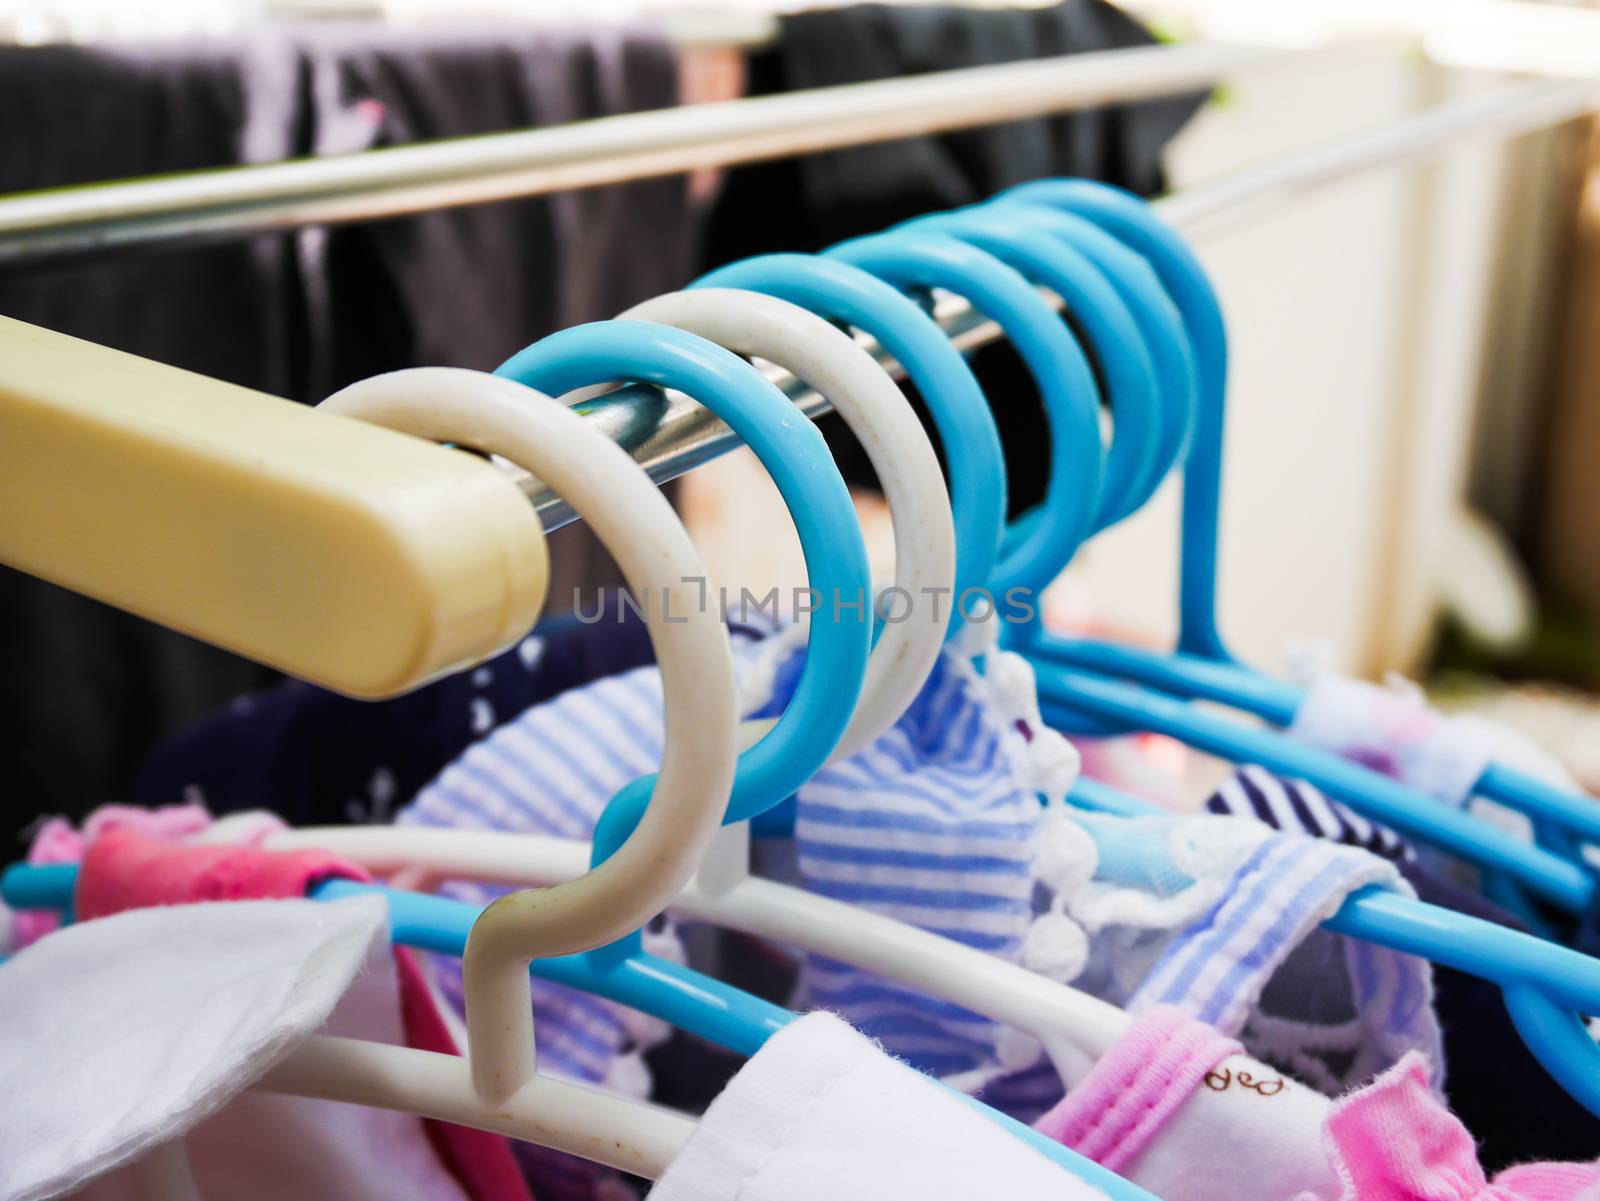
[1035, 1005, 1343, 1201]
[1036, 1007, 1600, 1201]
[1289, 677, 1580, 810]
[43, 814, 534, 1201]
[1308, 1053, 1600, 1201]
[13, 803, 210, 946]
[1036, 1005, 1241, 1169]
[78, 826, 355, 917]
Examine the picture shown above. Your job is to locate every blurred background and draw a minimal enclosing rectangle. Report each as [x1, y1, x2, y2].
[3, 0, 1599, 835]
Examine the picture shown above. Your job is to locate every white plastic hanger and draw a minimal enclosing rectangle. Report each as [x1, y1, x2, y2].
[252, 366, 744, 1178]
[271, 294, 1133, 1081]
[622, 287, 957, 766]
[127, 1140, 202, 1201]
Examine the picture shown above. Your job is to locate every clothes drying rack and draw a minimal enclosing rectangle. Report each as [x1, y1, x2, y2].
[0, 36, 1594, 688]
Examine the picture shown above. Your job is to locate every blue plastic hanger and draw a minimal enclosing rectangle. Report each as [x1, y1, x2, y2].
[996, 178, 1230, 656]
[893, 214, 1158, 529]
[964, 197, 1201, 658]
[899, 206, 1171, 529]
[692, 253, 1007, 624]
[996, 202, 1201, 492]
[498, 318, 875, 976]
[1032, 675, 1594, 913]
[982, 180, 1600, 868]
[0, 863, 1160, 1199]
[823, 230, 1104, 601]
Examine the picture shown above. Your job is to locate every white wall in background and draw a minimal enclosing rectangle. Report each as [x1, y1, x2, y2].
[1057, 49, 1519, 678]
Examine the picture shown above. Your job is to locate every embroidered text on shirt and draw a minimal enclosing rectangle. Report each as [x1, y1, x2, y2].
[1203, 1066, 1285, 1096]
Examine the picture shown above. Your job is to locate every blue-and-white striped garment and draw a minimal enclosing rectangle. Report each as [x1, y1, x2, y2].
[786, 648, 1043, 1081]
[400, 632, 1047, 1096]
[1054, 807, 1441, 1099]
[399, 624, 1440, 1127]
[1128, 830, 1437, 1081]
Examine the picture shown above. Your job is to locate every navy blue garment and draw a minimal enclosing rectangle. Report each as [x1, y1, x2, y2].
[1206, 766, 1600, 1169]
[1403, 863, 1600, 1169]
[134, 593, 690, 826]
[698, 1, 1208, 517]
[1206, 764, 1414, 862]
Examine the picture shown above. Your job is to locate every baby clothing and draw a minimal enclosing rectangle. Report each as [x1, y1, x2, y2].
[401, 622, 1436, 1129]
[1036, 1006, 1600, 1201]
[133, 596, 761, 829]
[9, 801, 214, 949]
[650, 1011, 1115, 1201]
[0, 894, 394, 1201]
[1205, 764, 1414, 863]
[1204, 766, 1600, 1168]
[1310, 1053, 1600, 1201]
[1036, 1005, 1340, 1201]
[782, 642, 1057, 1083]
[1288, 674, 1580, 825]
[76, 825, 368, 917]
[5, 815, 533, 1201]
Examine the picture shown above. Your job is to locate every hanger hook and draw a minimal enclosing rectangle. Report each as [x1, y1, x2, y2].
[318, 367, 741, 1105]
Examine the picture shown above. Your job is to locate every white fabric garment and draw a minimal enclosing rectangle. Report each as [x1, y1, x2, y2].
[0, 895, 470, 1201]
[1036, 1005, 1338, 1201]
[1121, 1049, 1336, 1201]
[649, 1011, 1112, 1201]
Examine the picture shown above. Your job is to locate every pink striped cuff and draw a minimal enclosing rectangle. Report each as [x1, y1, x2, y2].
[1034, 1005, 1241, 1171]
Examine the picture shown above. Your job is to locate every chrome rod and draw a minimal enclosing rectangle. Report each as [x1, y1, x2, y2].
[0, 40, 1279, 271]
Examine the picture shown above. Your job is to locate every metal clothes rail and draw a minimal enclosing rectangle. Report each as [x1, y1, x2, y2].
[518, 76, 1598, 531]
[0, 42, 1593, 531]
[0, 40, 1281, 271]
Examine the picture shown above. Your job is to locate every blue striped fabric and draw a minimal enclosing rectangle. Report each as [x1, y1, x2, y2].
[1065, 808, 1441, 1098]
[1131, 836, 1428, 1027]
[399, 631, 1052, 1108]
[791, 648, 1043, 1082]
[399, 623, 1441, 1135]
